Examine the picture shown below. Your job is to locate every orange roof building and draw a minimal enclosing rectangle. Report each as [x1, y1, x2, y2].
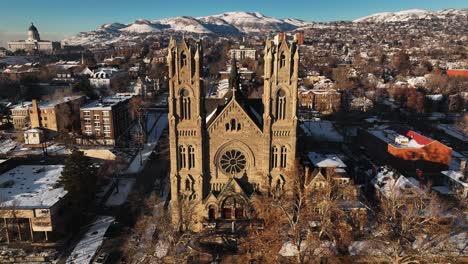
[447, 69, 468, 78]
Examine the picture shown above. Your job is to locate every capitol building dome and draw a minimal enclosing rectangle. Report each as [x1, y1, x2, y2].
[7, 22, 60, 52]
[27, 23, 41, 42]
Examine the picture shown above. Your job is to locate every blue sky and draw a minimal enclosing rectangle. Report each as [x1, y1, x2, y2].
[0, 0, 466, 45]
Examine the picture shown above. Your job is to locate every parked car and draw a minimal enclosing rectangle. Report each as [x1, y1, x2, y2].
[93, 252, 109, 264]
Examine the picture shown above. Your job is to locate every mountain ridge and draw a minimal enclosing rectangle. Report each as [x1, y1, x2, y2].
[62, 9, 467, 46]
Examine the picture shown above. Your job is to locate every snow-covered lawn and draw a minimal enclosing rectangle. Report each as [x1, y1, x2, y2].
[66, 216, 115, 264]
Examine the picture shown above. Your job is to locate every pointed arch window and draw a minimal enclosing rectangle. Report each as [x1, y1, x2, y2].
[178, 145, 187, 169]
[188, 145, 195, 169]
[276, 89, 286, 120]
[276, 177, 285, 192]
[280, 146, 287, 168]
[180, 89, 191, 120]
[271, 146, 279, 168]
[181, 51, 188, 67]
[185, 178, 191, 191]
[280, 52, 286, 68]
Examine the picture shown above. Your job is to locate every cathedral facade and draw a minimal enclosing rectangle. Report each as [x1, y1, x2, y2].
[167, 37, 299, 231]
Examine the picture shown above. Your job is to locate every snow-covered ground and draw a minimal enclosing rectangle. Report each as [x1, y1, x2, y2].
[0, 139, 18, 155]
[66, 216, 115, 264]
[124, 113, 168, 175]
[300, 121, 344, 142]
[104, 178, 136, 207]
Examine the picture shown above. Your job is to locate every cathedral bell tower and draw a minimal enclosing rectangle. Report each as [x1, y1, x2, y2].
[167, 37, 205, 230]
[263, 38, 299, 192]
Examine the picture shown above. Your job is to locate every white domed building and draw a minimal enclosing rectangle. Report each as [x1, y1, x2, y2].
[8, 23, 61, 52]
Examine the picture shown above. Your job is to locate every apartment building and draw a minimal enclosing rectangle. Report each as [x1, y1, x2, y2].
[77, 94, 134, 146]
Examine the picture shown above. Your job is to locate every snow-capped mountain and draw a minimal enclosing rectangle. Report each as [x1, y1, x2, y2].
[62, 9, 467, 46]
[63, 11, 313, 46]
[353, 8, 468, 23]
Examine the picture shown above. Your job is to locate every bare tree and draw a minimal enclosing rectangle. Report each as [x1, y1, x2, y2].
[363, 188, 458, 263]
[242, 161, 359, 264]
[122, 193, 193, 263]
[456, 113, 468, 134]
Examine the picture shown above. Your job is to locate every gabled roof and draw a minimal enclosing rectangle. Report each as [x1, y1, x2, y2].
[204, 177, 255, 202]
[205, 96, 263, 132]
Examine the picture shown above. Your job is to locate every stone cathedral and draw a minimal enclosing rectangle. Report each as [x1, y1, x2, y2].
[167, 37, 299, 231]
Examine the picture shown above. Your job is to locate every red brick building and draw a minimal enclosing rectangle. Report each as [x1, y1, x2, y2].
[77, 94, 134, 146]
[298, 89, 341, 113]
[359, 125, 452, 177]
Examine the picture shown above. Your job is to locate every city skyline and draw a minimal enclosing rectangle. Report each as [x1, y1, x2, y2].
[0, 0, 467, 46]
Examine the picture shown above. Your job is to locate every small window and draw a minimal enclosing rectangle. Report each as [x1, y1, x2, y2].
[103, 111, 109, 116]
[83, 111, 90, 116]
[94, 114, 100, 120]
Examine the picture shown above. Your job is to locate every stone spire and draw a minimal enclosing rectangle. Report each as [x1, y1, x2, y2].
[229, 55, 239, 97]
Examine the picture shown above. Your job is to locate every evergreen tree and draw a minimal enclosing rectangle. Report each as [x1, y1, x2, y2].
[60, 150, 98, 212]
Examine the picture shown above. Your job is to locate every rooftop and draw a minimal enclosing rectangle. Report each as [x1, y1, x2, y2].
[81, 94, 133, 110]
[307, 152, 347, 168]
[368, 125, 434, 149]
[0, 165, 67, 209]
[37, 95, 83, 108]
[371, 166, 422, 198]
[10, 101, 32, 110]
[300, 121, 344, 142]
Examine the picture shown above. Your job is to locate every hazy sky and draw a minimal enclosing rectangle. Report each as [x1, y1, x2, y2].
[0, 0, 466, 46]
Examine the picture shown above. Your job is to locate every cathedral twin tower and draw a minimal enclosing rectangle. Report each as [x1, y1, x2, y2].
[167, 37, 299, 230]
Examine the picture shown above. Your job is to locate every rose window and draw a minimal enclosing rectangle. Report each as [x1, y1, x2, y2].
[220, 150, 246, 174]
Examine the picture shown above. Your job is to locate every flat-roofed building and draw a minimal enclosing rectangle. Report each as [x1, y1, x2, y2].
[30, 95, 85, 132]
[77, 94, 134, 146]
[0, 165, 68, 243]
[10, 102, 32, 129]
[359, 125, 452, 178]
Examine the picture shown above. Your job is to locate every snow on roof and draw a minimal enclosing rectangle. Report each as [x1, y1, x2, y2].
[442, 170, 468, 188]
[371, 167, 422, 198]
[0, 165, 67, 209]
[300, 121, 344, 142]
[437, 124, 468, 142]
[25, 128, 43, 133]
[308, 152, 347, 168]
[426, 94, 443, 101]
[81, 94, 133, 110]
[66, 216, 114, 264]
[9, 101, 32, 109]
[368, 125, 433, 149]
[432, 185, 453, 195]
[206, 108, 217, 124]
[38, 95, 83, 108]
